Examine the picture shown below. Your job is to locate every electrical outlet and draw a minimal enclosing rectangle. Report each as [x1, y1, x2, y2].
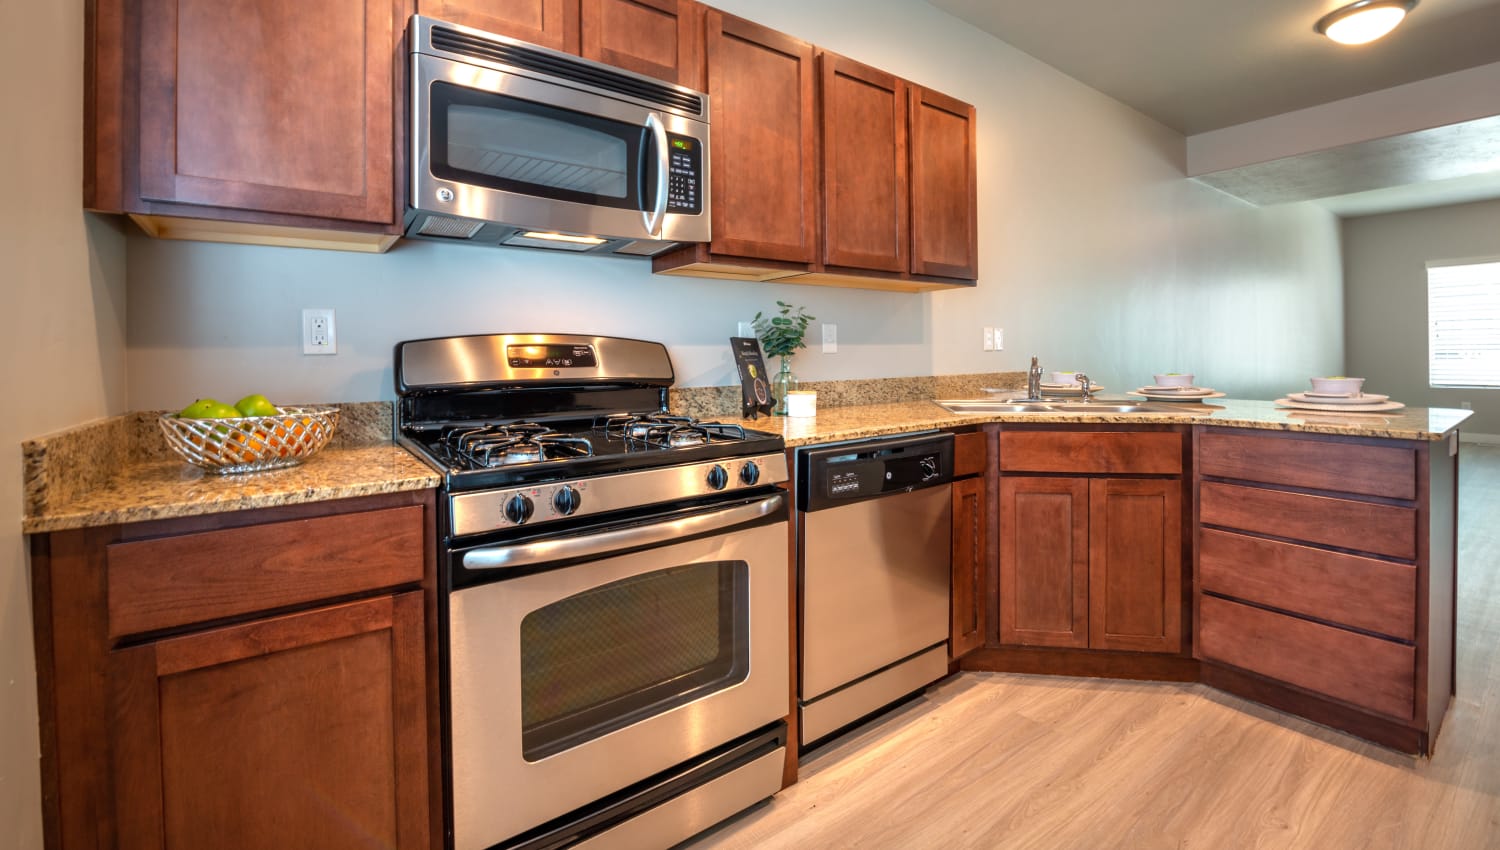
[995, 327, 1004, 350]
[982, 327, 995, 351]
[822, 323, 837, 353]
[302, 308, 337, 355]
[737, 321, 754, 338]
[1461, 401, 1472, 409]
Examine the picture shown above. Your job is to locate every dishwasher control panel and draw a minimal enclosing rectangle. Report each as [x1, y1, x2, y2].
[797, 432, 954, 511]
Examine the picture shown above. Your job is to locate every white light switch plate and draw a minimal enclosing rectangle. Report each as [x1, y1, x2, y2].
[822, 324, 837, 353]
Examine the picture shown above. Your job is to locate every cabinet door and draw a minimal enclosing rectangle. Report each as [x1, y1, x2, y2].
[1089, 479, 1182, 653]
[999, 477, 1089, 648]
[909, 85, 977, 280]
[819, 52, 907, 273]
[704, 11, 818, 263]
[111, 593, 429, 850]
[582, 0, 703, 87]
[138, 0, 397, 225]
[419, 0, 580, 52]
[950, 476, 988, 657]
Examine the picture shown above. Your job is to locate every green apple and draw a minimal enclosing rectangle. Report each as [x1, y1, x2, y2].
[234, 393, 280, 417]
[206, 401, 243, 419]
[178, 398, 227, 419]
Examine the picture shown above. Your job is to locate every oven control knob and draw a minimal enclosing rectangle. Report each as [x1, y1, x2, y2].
[739, 461, 761, 486]
[503, 493, 534, 525]
[706, 464, 729, 491]
[552, 486, 581, 516]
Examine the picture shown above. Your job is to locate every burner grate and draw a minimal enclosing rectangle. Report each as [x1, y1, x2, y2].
[602, 414, 748, 450]
[441, 422, 595, 468]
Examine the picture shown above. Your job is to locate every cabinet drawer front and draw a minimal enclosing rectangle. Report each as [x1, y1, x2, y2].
[1199, 529, 1416, 641]
[1199, 482, 1416, 560]
[1198, 431, 1416, 499]
[1000, 431, 1181, 475]
[953, 431, 987, 478]
[1199, 595, 1414, 720]
[107, 505, 425, 638]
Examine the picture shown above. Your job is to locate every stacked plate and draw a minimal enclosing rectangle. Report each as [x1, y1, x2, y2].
[1038, 381, 1103, 396]
[1274, 390, 1405, 413]
[1127, 385, 1225, 402]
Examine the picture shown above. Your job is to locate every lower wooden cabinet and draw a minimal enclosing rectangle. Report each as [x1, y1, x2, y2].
[949, 475, 987, 658]
[998, 476, 1181, 653]
[111, 593, 430, 850]
[30, 490, 438, 850]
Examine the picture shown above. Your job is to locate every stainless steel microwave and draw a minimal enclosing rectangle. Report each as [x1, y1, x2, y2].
[405, 16, 711, 257]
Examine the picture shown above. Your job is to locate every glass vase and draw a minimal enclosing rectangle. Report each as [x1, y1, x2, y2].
[771, 357, 798, 416]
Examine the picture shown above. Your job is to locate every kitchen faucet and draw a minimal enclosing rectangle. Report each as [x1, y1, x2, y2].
[1027, 356, 1043, 400]
[1075, 373, 1095, 402]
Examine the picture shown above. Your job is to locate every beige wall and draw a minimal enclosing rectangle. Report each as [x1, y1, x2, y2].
[0, 3, 130, 846]
[125, 0, 1343, 410]
[1344, 198, 1500, 437]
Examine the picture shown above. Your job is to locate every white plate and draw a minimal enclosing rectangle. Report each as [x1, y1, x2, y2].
[1287, 391, 1389, 406]
[1274, 397, 1406, 413]
[1128, 388, 1226, 402]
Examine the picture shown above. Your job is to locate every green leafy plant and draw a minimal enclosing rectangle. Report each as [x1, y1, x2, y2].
[752, 301, 817, 359]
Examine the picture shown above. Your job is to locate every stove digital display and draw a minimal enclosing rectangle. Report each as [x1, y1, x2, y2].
[507, 344, 598, 369]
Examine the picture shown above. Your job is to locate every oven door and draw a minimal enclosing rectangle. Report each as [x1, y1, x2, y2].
[446, 493, 788, 850]
[411, 51, 710, 246]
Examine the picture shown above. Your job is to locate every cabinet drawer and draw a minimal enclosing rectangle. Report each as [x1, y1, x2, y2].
[1199, 482, 1416, 560]
[1199, 595, 1414, 720]
[1000, 431, 1181, 475]
[107, 505, 426, 638]
[1198, 431, 1415, 499]
[953, 431, 987, 477]
[1199, 529, 1416, 640]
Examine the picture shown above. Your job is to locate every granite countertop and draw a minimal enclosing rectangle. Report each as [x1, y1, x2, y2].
[705, 397, 1474, 447]
[22, 403, 440, 534]
[21, 387, 1473, 534]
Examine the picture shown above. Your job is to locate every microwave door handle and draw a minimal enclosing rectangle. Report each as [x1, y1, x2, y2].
[462, 493, 784, 571]
[642, 112, 670, 237]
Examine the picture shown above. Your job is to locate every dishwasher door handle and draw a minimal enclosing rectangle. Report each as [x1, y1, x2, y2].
[463, 493, 785, 571]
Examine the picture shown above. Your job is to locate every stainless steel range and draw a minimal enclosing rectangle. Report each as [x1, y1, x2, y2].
[395, 334, 790, 850]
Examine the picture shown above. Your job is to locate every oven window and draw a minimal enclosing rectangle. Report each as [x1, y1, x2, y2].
[519, 560, 748, 761]
[430, 82, 653, 211]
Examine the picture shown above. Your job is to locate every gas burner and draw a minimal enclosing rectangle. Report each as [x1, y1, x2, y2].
[603, 414, 747, 451]
[440, 422, 594, 469]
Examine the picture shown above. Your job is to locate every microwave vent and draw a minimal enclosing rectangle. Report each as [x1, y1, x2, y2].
[417, 215, 485, 239]
[431, 26, 704, 117]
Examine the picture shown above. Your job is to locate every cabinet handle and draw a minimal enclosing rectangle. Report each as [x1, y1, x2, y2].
[463, 494, 784, 571]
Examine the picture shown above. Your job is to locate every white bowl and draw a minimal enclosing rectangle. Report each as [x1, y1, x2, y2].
[1309, 376, 1365, 395]
[1049, 371, 1080, 385]
[1153, 373, 1195, 387]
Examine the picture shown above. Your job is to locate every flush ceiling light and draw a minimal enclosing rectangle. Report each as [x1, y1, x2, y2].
[1315, 0, 1418, 45]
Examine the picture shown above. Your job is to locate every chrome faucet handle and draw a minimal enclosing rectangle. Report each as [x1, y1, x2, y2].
[1075, 373, 1093, 401]
[1027, 356, 1043, 399]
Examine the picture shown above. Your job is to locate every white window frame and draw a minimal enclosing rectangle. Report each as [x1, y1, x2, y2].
[1428, 258, 1500, 389]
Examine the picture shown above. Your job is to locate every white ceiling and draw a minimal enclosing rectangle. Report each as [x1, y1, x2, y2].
[925, 0, 1500, 215]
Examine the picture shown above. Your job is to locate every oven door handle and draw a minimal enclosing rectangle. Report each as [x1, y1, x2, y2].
[462, 493, 784, 571]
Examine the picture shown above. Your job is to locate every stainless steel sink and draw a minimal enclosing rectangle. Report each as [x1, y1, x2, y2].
[934, 399, 1187, 415]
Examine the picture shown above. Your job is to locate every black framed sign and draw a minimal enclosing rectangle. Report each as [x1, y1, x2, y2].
[730, 337, 774, 419]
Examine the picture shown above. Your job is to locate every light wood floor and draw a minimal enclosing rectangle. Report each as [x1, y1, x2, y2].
[686, 444, 1500, 850]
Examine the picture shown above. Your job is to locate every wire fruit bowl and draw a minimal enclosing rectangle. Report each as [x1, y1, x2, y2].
[159, 406, 340, 474]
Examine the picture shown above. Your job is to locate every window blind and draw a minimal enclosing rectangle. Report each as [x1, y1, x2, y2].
[1429, 260, 1500, 388]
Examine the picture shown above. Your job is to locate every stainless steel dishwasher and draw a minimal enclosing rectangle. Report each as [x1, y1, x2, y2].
[796, 431, 954, 749]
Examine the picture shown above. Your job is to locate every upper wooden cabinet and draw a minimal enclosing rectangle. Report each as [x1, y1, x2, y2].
[86, 0, 407, 250]
[421, 0, 703, 87]
[910, 86, 978, 280]
[818, 53, 908, 274]
[419, 0, 580, 52]
[654, 36, 978, 292]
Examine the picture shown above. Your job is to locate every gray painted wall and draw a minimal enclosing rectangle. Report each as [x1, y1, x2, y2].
[125, 0, 1344, 411]
[1344, 197, 1500, 436]
[1, 4, 129, 847]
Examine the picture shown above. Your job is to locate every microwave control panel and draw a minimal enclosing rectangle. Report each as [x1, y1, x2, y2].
[666, 134, 703, 215]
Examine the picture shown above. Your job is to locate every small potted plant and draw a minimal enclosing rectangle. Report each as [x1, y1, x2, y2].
[753, 300, 816, 415]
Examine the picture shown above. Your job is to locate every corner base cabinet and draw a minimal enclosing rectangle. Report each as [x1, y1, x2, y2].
[30, 490, 438, 850]
[1193, 427, 1458, 755]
